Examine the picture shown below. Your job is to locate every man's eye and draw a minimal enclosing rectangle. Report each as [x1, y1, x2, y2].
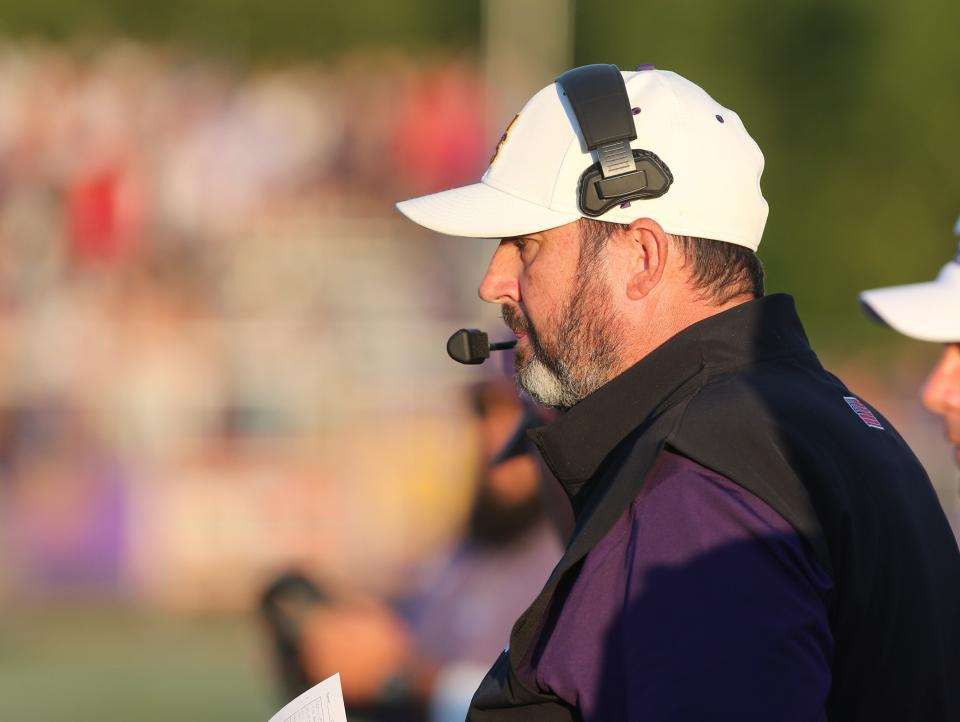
[516, 238, 538, 263]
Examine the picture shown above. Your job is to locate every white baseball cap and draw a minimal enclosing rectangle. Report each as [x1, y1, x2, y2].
[860, 217, 960, 343]
[396, 65, 769, 250]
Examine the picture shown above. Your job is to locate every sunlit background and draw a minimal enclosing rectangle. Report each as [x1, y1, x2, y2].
[0, 1, 957, 720]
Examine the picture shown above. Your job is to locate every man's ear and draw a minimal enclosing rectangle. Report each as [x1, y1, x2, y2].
[622, 218, 670, 300]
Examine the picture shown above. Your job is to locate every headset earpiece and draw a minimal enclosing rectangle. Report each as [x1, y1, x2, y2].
[556, 64, 673, 216]
[577, 149, 673, 217]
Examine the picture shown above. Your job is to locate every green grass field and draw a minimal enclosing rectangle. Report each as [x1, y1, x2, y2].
[0, 603, 279, 722]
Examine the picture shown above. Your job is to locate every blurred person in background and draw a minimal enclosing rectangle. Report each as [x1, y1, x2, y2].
[861, 217, 960, 466]
[397, 64, 960, 721]
[260, 377, 563, 722]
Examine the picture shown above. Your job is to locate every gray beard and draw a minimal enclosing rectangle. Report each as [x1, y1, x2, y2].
[507, 252, 625, 410]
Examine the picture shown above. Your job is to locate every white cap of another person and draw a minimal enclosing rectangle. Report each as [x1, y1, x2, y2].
[396, 65, 769, 251]
[860, 217, 960, 342]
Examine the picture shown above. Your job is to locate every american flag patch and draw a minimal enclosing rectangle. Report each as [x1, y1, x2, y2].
[844, 396, 884, 429]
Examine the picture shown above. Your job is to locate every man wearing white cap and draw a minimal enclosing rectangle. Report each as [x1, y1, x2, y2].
[398, 65, 960, 722]
[861, 218, 960, 465]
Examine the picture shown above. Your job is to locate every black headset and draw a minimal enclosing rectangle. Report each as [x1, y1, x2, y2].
[555, 64, 673, 217]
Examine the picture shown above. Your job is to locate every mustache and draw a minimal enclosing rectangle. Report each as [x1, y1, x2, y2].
[502, 305, 530, 336]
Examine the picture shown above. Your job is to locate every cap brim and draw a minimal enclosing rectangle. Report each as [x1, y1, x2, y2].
[860, 279, 960, 343]
[396, 181, 580, 239]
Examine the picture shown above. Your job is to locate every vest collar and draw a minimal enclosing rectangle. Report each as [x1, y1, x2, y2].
[528, 293, 815, 497]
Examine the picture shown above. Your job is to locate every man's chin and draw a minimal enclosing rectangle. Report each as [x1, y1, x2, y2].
[516, 357, 568, 409]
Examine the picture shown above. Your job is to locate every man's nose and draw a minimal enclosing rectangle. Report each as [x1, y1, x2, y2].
[478, 242, 521, 305]
[921, 344, 960, 416]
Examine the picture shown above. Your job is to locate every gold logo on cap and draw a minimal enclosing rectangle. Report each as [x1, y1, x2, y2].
[489, 113, 520, 167]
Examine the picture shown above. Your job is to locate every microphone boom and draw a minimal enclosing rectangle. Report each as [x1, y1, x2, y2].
[447, 329, 517, 365]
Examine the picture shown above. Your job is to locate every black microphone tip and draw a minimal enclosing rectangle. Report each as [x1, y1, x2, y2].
[447, 329, 490, 365]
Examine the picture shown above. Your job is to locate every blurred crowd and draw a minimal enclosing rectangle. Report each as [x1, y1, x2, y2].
[0, 40, 500, 609]
[0, 41, 489, 270]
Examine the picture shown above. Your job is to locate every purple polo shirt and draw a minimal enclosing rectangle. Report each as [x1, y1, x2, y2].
[517, 450, 834, 721]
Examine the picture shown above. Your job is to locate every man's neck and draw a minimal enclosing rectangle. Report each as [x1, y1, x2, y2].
[615, 294, 755, 376]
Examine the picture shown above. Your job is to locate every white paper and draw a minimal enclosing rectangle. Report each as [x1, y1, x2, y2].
[267, 673, 349, 722]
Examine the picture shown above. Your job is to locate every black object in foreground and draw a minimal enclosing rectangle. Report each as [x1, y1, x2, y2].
[447, 328, 517, 364]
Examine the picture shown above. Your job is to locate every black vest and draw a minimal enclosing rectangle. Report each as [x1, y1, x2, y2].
[467, 294, 960, 722]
